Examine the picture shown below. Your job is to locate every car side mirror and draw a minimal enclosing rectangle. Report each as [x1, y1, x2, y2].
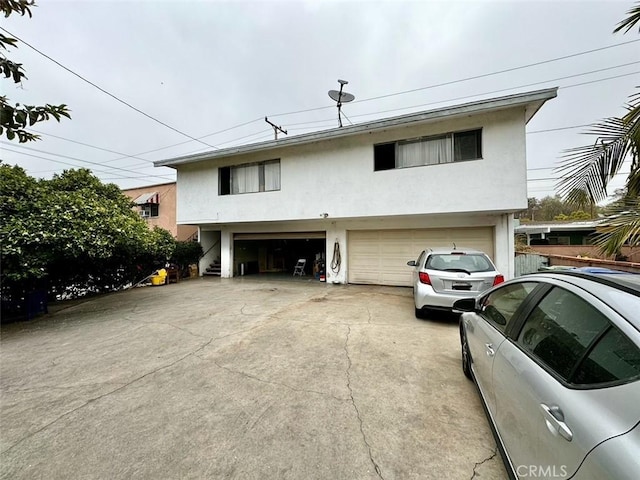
[407, 260, 416, 267]
[453, 298, 477, 312]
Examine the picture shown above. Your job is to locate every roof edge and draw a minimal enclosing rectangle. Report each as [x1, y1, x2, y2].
[155, 87, 558, 168]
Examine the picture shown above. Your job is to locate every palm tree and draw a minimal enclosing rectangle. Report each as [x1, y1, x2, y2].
[556, 2, 640, 256]
[614, 2, 640, 34]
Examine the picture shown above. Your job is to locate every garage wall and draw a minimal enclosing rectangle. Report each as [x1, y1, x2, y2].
[348, 228, 494, 287]
[212, 213, 513, 283]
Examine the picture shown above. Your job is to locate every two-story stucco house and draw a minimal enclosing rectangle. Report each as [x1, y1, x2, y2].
[155, 88, 557, 286]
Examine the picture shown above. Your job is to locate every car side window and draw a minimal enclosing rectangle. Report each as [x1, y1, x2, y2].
[517, 287, 609, 381]
[416, 251, 425, 267]
[480, 282, 537, 332]
[572, 327, 640, 386]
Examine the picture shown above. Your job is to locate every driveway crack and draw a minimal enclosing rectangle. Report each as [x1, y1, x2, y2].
[470, 448, 497, 479]
[344, 325, 384, 480]
[0, 336, 215, 456]
[212, 361, 348, 402]
[129, 319, 207, 340]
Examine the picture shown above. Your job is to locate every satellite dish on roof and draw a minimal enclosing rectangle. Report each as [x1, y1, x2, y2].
[328, 79, 355, 127]
[328, 90, 355, 103]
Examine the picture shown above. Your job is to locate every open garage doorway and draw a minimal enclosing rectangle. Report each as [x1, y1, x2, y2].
[233, 232, 326, 278]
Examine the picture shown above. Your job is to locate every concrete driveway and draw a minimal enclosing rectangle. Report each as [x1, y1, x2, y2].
[1, 277, 506, 479]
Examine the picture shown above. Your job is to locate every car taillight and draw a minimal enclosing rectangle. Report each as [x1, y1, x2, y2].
[493, 275, 505, 286]
[419, 272, 431, 285]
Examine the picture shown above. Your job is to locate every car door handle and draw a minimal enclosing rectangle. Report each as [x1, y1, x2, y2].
[540, 404, 573, 442]
[485, 343, 495, 357]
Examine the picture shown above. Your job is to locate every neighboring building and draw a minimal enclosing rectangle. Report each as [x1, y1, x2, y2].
[154, 88, 557, 285]
[515, 220, 601, 246]
[515, 220, 640, 260]
[122, 182, 197, 241]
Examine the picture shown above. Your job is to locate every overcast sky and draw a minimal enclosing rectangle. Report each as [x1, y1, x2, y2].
[1, 0, 638, 200]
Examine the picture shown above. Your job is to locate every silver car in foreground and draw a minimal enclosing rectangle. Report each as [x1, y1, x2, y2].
[407, 247, 503, 318]
[456, 271, 640, 479]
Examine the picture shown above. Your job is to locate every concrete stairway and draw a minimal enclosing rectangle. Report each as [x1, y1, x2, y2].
[204, 259, 221, 276]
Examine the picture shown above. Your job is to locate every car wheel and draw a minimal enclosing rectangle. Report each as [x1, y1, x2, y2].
[415, 307, 425, 319]
[461, 330, 472, 380]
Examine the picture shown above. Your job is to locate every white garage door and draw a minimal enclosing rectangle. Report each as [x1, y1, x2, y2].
[347, 228, 495, 286]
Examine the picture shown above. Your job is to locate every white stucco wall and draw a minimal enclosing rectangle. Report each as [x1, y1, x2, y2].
[206, 213, 516, 282]
[176, 107, 528, 225]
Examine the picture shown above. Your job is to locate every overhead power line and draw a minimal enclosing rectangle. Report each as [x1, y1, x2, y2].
[2, 147, 172, 181]
[276, 68, 639, 136]
[267, 38, 640, 118]
[5, 40, 636, 178]
[528, 124, 592, 134]
[341, 68, 640, 124]
[528, 171, 631, 182]
[4, 32, 637, 170]
[19, 69, 637, 178]
[23, 57, 639, 167]
[1, 141, 174, 181]
[0, 26, 219, 150]
[29, 128, 156, 164]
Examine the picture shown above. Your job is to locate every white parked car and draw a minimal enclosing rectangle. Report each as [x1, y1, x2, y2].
[406, 247, 503, 318]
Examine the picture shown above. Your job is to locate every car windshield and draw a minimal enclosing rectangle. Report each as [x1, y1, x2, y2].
[426, 253, 494, 273]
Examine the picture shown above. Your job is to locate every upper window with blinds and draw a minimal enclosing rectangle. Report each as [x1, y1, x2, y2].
[219, 159, 281, 195]
[374, 129, 482, 171]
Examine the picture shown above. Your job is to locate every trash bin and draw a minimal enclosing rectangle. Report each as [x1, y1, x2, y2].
[151, 268, 167, 286]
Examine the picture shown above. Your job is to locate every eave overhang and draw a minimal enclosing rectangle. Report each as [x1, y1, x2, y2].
[155, 87, 557, 169]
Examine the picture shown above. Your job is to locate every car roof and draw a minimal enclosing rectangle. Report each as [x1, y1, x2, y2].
[529, 270, 640, 293]
[520, 271, 640, 331]
[427, 248, 487, 254]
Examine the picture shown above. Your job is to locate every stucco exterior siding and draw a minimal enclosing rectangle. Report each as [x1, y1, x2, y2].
[164, 89, 556, 285]
[122, 182, 197, 241]
[176, 108, 527, 226]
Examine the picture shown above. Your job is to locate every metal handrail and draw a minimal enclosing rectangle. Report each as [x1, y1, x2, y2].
[200, 239, 220, 261]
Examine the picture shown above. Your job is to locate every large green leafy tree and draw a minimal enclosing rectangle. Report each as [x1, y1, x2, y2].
[1, 165, 175, 305]
[517, 195, 599, 222]
[557, 2, 640, 255]
[1, 0, 70, 142]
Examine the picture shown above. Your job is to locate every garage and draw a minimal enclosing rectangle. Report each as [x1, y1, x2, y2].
[233, 232, 326, 277]
[347, 227, 495, 286]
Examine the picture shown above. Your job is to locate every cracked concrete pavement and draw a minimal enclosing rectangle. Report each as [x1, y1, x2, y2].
[0, 277, 507, 479]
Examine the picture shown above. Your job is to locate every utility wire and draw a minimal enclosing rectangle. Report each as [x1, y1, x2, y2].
[0, 140, 154, 175]
[13, 67, 640, 178]
[2, 147, 172, 181]
[340, 110, 354, 126]
[278, 71, 634, 139]
[267, 38, 640, 118]
[23, 60, 638, 167]
[29, 129, 156, 164]
[6, 34, 637, 166]
[1, 142, 174, 181]
[264, 63, 640, 135]
[47, 117, 267, 166]
[339, 68, 640, 125]
[528, 171, 631, 182]
[351, 40, 640, 105]
[0, 26, 219, 150]
[528, 124, 592, 134]
[7, 54, 638, 178]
